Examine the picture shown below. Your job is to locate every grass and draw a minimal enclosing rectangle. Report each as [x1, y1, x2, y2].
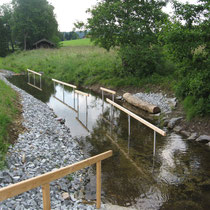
[60, 38, 93, 47]
[0, 38, 172, 89]
[0, 80, 19, 168]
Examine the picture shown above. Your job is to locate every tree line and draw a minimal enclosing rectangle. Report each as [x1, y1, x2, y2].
[83, 0, 209, 119]
[0, 0, 59, 55]
[59, 31, 87, 41]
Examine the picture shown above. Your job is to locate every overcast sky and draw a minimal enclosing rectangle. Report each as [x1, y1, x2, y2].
[0, 0, 199, 32]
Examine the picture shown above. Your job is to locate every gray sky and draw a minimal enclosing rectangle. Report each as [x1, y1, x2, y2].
[0, 0, 198, 32]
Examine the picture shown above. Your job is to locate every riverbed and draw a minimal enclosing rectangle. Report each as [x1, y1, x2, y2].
[7, 74, 210, 209]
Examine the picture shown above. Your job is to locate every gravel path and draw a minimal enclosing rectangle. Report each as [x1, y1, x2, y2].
[0, 72, 95, 209]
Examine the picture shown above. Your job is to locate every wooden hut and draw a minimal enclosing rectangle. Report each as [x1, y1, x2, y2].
[33, 39, 55, 49]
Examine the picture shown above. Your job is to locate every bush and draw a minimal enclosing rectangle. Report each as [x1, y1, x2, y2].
[119, 44, 165, 77]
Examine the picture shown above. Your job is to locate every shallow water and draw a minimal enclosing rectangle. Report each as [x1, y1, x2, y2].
[8, 75, 210, 209]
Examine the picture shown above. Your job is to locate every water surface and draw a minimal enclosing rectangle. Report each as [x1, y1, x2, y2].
[8, 75, 210, 209]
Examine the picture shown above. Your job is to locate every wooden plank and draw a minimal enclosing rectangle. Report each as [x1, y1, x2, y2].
[27, 69, 42, 76]
[96, 161, 101, 209]
[27, 83, 42, 91]
[75, 90, 89, 97]
[0, 150, 112, 201]
[100, 87, 116, 95]
[42, 184, 51, 210]
[106, 98, 166, 136]
[52, 78, 77, 89]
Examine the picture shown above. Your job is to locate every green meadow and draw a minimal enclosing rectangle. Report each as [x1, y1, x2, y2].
[0, 39, 170, 88]
[60, 38, 93, 47]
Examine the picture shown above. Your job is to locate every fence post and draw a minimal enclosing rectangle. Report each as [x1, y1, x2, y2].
[96, 161, 101, 209]
[42, 183, 51, 210]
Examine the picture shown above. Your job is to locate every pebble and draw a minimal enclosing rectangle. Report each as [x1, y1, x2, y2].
[0, 73, 95, 209]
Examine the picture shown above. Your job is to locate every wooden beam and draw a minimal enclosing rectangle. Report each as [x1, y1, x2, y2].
[52, 78, 77, 89]
[96, 161, 101, 209]
[42, 184, 51, 210]
[75, 90, 89, 97]
[100, 87, 116, 95]
[106, 98, 166, 136]
[0, 150, 113, 201]
[27, 69, 42, 76]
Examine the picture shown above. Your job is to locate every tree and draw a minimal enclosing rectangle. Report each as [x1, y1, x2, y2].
[0, 4, 14, 53]
[85, 0, 168, 76]
[0, 17, 8, 57]
[12, 0, 58, 50]
[159, 0, 210, 118]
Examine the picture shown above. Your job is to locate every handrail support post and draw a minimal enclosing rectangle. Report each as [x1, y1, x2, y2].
[153, 131, 156, 156]
[96, 161, 101, 209]
[42, 183, 51, 210]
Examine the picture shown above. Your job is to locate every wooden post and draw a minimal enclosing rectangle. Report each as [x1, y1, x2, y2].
[96, 161, 101, 209]
[40, 75, 42, 90]
[42, 183, 51, 210]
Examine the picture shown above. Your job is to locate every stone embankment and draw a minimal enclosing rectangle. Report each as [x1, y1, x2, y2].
[0, 72, 95, 209]
[119, 92, 210, 145]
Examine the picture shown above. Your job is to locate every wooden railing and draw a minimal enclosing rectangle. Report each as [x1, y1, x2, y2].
[27, 69, 42, 76]
[52, 78, 77, 89]
[106, 98, 166, 136]
[106, 98, 166, 156]
[100, 87, 116, 101]
[0, 150, 113, 209]
[27, 69, 42, 91]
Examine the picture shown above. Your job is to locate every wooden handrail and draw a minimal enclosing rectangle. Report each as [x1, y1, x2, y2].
[75, 90, 89, 97]
[0, 150, 113, 209]
[100, 87, 116, 95]
[27, 69, 42, 76]
[52, 78, 77, 89]
[106, 98, 166, 136]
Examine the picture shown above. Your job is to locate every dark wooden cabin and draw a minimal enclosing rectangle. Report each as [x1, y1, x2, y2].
[33, 39, 55, 49]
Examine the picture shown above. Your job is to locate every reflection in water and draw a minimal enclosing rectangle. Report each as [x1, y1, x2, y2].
[27, 72, 42, 91]
[7, 75, 210, 209]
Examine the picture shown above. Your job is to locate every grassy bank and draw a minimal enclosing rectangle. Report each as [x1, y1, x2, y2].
[0, 80, 19, 168]
[0, 39, 172, 89]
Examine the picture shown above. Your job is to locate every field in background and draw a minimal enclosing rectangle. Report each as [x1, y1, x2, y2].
[60, 38, 93, 47]
[0, 38, 171, 88]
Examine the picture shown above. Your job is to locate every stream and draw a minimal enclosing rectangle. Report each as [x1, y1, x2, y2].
[8, 74, 210, 209]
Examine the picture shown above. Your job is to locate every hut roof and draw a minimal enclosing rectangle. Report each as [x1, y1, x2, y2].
[33, 39, 55, 47]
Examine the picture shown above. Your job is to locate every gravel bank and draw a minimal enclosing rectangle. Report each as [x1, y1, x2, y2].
[0, 72, 95, 209]
[134, 92, 177, 114]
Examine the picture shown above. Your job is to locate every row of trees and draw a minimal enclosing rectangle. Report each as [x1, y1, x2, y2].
[60, 31, 80, 41]
[83, 0, 209, 118]
[0, 0, 59, 56]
